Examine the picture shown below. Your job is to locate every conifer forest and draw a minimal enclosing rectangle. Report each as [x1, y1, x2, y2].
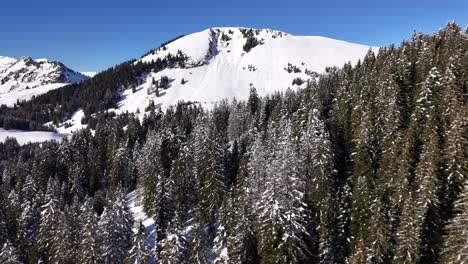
[0, 23, 466, 264]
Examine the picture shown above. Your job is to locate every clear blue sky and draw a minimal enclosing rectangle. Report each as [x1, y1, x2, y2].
[1, 0, 466, 72]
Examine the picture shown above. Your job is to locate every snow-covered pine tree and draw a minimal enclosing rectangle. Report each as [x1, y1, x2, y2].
[17, 176, 41, 257]
[255, 123, 284, 262]
[78, 197, 100, 264]
[193, 116, 224, 223]
[443, 107, 467, 209]
[36, 177, 63, 262]
[365, 195, 391, 264]
[126, 221, 152, 264]
[226, 151, 260, 264]
[171, 142, 196, 225]
[51, 212, 74, 263]
[256, 118, 309, 263]
[152, 172, 175, 248]
[393, 130, 441, 264]
[393, 191, 420, 264]
[415, 128, 444, 263]
[277, 120, 309, 262]
[69, 159, 87, 201]
[138, 131, 163, 216]
[349, 105, 374, 264]
[159, 224, 188, 264]
[97, 204, 129, 264]
[188, 211, 210, 264]
[410, 67, 442, 144]
[97, 206, 117, 263]
[113, 190, 134, 253]
[302, 108, 336, 263]
[213, 198, 231, 264]
[440, 179, 468, 264]
[0, 240, 21, 264]
[213, 224, 230, 264]
[109, 145, 130, 193]
[0, 219, 6, 252]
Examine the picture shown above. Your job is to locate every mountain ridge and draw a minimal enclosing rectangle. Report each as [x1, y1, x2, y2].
[0, 55, 90, 106]
[0, 26, 377, 134]
[112, 27, 376, 120]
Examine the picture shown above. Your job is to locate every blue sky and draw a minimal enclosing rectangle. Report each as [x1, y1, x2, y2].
[1, 0, 466, 72]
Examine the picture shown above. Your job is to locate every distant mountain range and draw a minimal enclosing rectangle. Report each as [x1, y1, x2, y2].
[0, 27, 375, 135]
[0, 55, 92, 106]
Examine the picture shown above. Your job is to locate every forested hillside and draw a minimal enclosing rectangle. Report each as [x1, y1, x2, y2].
[0, 22, 466, 264]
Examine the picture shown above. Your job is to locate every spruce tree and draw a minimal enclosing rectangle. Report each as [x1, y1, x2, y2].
[78, 198, 100, 264]
[97, 204, 129, 264]
[126, 221, 152, 264]
[193, 116, 224, 223]
[0, 240, 21, 264]
[160, 225, 188, 264]
[440, 179, 468, 264]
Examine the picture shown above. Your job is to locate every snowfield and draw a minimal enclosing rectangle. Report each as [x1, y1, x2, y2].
[118, 27, 377, 115]
[0, 128, 67, 145]
[80, 71, 97, 78]
[52, 109, 88, 134]
[0, 83, 69, 107]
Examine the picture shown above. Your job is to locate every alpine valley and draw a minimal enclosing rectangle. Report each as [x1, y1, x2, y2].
[0, 23, 466, 264]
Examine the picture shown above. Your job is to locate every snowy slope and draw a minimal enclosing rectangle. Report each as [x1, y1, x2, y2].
[81, 71, 97, 78]
[0, 56, 90, 106]
[116, 27, 376, 114]
[0, 128, 67, 145]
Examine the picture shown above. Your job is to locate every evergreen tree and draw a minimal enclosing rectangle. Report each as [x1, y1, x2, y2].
[126, 221, 152, 264]
[393, 192, 421, 264]
[171, 143, 196, 225]
[365, 196, 391, 264]
[226, 152, 260, 264]
[78, 198, 100, 264]
[189, 213, 210, 264]
[160, 225, 188, 264]
[443, 108, 467, 209]
[0, 240, 21, 264]
[256, 120, 309, 263]
[97, 205, 129, 264]
[36, 178, 63, 262]
[440, 179, 468, 264]
[193, 116, 224, 223]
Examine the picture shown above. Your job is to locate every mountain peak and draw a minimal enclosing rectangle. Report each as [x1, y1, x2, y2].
[111, 28, 376, 116]
[0, 55, 90, 106]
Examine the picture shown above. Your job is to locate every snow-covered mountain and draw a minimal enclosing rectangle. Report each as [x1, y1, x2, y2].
[80, 71, 97, 78]
[0, 55, 89, 106]
[115, 27, 376, 114]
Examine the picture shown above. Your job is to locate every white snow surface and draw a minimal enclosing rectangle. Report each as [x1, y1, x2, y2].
[0, 55, 89, 106]
[0, 83, 68, 107]
[0, 128, 67, 145]
[117, 27, 377, 116]
[51, 109, 88, 134]
[81, 71, 97, 78]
